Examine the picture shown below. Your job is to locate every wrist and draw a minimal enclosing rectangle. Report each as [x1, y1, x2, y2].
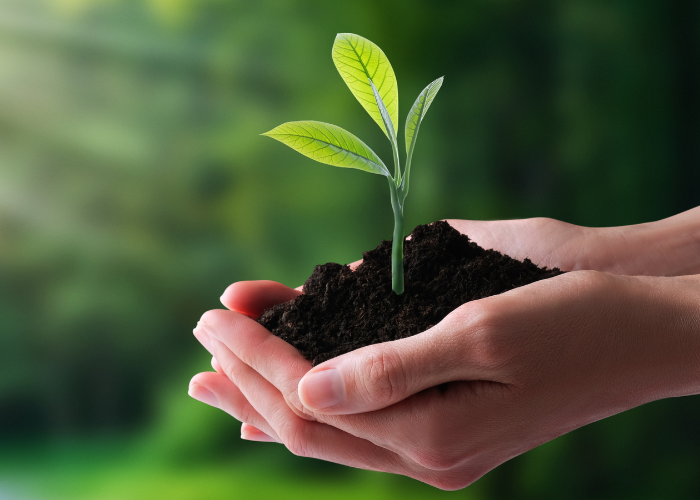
[590, 208, 700, 276]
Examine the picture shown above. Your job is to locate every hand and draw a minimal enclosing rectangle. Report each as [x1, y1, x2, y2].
[339, 211, 700, 277]
[191, 271, 700, 489]
[190, 216, 601, 425]
[189, 211, 700, 488]
[447, 208, 700, 276]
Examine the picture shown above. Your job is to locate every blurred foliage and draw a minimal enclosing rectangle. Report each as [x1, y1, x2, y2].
[0, 0, 699, 498]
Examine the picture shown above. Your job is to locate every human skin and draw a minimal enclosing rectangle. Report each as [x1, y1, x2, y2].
[189, 209, 700, 490]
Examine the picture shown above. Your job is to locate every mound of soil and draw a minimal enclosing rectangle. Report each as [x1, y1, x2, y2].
[257, 221, 562, 365]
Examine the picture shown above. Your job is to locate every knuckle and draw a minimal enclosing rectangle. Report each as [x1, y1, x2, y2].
[466, 302, 513, 371]
[220, 358, 244, 386]
[224, 364, 240, 385]
[279, 420, 311, 458]
[466, 299, 495, 328]
[356, 346, 407, 404]
[285, 388, 317, 421]
[236, 404, 256, 427]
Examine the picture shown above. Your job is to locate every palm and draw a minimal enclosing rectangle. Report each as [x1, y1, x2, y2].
[446, 218, 594, 272]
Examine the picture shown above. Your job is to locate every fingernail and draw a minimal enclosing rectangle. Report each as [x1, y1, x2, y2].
[299, 368, 345, 410]
[241, 425, 276, 443]
[189, 383, 219, 408]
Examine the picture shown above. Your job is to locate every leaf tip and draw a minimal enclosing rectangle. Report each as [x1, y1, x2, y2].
[261, 126, 281, 137]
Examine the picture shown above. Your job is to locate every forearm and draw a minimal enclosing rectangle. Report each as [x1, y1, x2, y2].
[588, 206, 700, 277]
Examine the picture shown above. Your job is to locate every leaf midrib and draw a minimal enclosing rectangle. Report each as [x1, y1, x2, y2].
[339, 36, 391, 101]
[267, 129, 386, 172]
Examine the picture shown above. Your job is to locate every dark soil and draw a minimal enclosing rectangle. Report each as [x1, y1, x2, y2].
[257, 221, 563, 365]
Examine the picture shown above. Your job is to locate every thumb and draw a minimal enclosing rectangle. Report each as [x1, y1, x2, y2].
[297, 304, 495, 415]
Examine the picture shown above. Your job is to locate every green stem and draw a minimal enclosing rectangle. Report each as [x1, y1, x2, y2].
[388, 180, 404, 295]
[391, 134, 401, 187]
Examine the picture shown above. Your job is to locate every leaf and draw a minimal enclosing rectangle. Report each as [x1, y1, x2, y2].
[262, 121, 390, 177]
[405, 77, 443, 154]
[332, 33, 399, 138]
[368, 78, 398, 153]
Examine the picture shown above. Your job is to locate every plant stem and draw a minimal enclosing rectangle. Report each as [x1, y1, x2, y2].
[391, 133, 401, 187]
[388, 180, 404, 295]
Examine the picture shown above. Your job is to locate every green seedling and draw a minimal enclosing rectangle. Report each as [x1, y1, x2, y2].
[263, 33, 443, 295]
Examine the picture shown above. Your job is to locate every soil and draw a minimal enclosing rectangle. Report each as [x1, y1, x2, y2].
[257, 221, 563, 365]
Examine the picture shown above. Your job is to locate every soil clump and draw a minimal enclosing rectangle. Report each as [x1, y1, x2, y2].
[258, 221, 562, 365]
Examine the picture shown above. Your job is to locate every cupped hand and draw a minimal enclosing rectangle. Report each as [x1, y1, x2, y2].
[348, 215, 696, 277]
[449, 207, 700, 277]
[192, 271, 700, 489]
[188, 216, 700, 489]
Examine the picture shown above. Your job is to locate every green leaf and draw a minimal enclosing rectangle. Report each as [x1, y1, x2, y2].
[405, 77, 443, 154]
[368, 78, 398, 153]
[332, 33, 399, 139]
[262, 121, 390, 177]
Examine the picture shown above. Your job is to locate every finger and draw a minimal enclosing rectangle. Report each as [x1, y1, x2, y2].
[204, 334, 419, 475]
[193, 321, 214, 355]
[220, 281, 301, 318]
[188, 371, 279, 441]
[297, 300, 502, 414]
[212, 356, 223, 373]
[199, 316, 474, 468]
[205, 334, 491, 489]
[241, 423, 277, 443]
[313, 379, 515, 473]
[197, 309, 313, 417]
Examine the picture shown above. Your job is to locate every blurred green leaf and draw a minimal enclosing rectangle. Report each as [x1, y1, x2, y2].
[405, 77, 443, 155]
[262, 121, 389, 176]
[332, 33, 399, 139]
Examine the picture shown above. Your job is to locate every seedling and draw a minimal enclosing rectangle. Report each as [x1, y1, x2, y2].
[263, 33, 443, 295]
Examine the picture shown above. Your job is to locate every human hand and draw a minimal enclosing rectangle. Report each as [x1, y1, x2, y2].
[189, 216, 592, 425]
[190, 270, 700, 489]
[191, 280, 457, 484]
[188, 211, 700, 488]
[447, 208, 700, 276]
[340, 211, 700, 277]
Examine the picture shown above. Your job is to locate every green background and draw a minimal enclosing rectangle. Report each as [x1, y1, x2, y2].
[1, 0, 699, 498]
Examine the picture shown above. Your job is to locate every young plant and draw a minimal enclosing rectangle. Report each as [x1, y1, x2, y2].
[263, 33, 443, 295]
